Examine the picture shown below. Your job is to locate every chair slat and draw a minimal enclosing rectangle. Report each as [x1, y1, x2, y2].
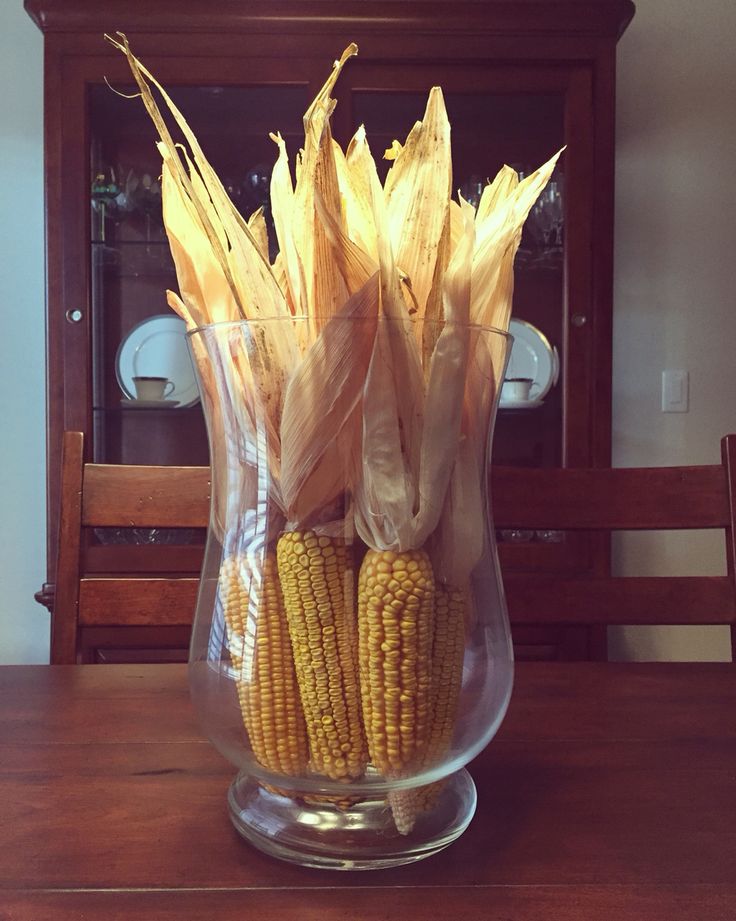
[492, 464, 729, 530]
[504, 575, 736, 625]
[82, 465, 211, 527]
[78, 578, 199, 627]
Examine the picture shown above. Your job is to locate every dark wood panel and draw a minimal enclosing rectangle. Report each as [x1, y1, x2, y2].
[492, 463, 730, 529]
[78, 578, 198, 626]
[82, 464, 210, 527]
[505, 575, 736, 625]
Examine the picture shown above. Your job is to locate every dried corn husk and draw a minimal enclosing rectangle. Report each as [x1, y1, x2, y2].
[113, 33, 561, 613]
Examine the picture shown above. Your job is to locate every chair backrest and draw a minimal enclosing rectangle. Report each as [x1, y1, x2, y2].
[491, 434, 736, 658]
[54, 430, 736, 662]
[52, 431, 209, 663]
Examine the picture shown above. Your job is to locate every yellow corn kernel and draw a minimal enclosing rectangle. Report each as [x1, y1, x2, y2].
[357, 548, 435, 777]
[219, 552, 309, 776]
[425, 585, 466, 764]
[388, 584, 466, 834]
[276, 530, 367, 781]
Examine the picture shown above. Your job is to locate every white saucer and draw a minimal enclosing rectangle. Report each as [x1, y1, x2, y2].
[120, 398, 181, 409]
[116, 314, 200, 408]
[499, 398, 544, 410]
[507, 318, 559, 403]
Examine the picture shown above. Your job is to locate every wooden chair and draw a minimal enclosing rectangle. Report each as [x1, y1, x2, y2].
[492, 434, 736, 661]
[54, 430, 736, 663]
[52, 431, 209, 663]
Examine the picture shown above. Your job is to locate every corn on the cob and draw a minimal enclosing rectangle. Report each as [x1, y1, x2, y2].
[357, 548, 435, 777]
[425, 585, 466, 764]
[276, 530, 368, 781]
[219, 552, 309, 776]
[388, 583, 466, 834]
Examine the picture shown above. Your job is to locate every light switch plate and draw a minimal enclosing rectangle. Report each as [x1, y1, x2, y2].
[661, 369, 689, 412]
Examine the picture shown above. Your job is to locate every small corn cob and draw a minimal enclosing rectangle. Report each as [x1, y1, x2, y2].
[389, 584, 467, 833]
[357, 548, 435, 778]
[219, 552, 309, 776]
[276, 530, 368, 781]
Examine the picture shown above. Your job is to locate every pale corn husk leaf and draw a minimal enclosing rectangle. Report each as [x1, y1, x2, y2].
[421, 210, 451, 369]
[332, 134, 378, 262]
[314, 189, 376, 293]
[472, 149, 562, 331]
[384, 139, 402, 161]
[271, 252, 293, 313]
[383, 88, 452, 320]
[408, 198, 474, 547]
[431, 433, 486, 587]
[247, 207, 270, 263]
[291, 45, 357, 333]
[285, 407, 362, 531]
[346, 125, 381, 261]
[354, 163, 423, 550]
[354, 316, 416, 551]
[110, 36, 299, 522]
[371, 167, 425, 454]
[166, 289, 197, 329]
[449, 199, 465, 256]
[280, 272, 379, 524]
[269, 132, 305, 315]
[476, 164, 518, 225]
[108, 33, 298, 433]
[160, 161, 236, 327]
[106, 35, 246, 318]
[309, 118, 349, 328]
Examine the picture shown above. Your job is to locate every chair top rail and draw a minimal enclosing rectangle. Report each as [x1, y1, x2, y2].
[81, 464, 211, 528]
[491, 464, 730, 530]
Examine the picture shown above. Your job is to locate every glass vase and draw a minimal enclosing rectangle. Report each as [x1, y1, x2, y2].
[187, 316, 513, 870]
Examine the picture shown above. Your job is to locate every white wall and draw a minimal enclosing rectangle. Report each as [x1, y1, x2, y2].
[0, 1, 734, 662]
[0, 3, 47, 662]
[610, 0, 736, 660]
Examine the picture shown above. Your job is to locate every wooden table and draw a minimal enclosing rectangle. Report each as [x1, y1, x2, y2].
[0, 664, 734, 920]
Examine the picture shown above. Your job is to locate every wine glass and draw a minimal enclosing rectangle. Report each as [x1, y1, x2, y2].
[91, 167, 119, 243]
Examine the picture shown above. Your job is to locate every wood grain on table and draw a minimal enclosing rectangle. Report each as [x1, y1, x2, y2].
[0, 663, 734, 920]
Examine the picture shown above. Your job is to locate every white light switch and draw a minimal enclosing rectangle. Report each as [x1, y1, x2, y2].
[661, 369, 689, 412]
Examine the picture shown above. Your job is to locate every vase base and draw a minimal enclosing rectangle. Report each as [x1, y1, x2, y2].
[227, 769, 477, 870]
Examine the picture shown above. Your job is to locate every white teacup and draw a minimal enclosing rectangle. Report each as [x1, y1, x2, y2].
[132, 376, 175, 401]
[502, 377, 534, 402]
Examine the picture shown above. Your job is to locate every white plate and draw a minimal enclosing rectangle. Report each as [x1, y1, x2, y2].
[120, 399, 181, 409]
[116, 315, 200, 408]
[499, 398, 544, 410]
[500, 318, 559, 407]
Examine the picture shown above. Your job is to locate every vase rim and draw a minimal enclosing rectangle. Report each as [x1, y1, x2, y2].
[186, 316, 512, 339]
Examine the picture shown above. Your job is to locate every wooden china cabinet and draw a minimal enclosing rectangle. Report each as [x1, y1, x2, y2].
[27, 0, 634, 662]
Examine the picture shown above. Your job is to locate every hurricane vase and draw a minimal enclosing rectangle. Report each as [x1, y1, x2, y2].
[187, 317, 513, 869]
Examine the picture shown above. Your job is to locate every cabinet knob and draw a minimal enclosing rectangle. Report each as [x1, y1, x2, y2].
[571, 313, 587, 328]
[65, 308, 84, 323]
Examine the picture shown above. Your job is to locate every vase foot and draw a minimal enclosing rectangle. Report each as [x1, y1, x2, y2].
[227, 769, 477, 870]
